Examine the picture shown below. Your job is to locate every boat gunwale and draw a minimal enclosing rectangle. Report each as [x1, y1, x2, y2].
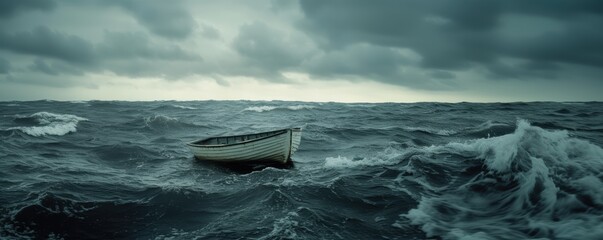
[187, 128, 299, 149]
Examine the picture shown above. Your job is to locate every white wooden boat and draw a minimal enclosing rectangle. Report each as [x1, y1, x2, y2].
[187, 128, 302, 163]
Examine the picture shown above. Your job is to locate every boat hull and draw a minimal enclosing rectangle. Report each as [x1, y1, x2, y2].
[187, 128, 301, 164]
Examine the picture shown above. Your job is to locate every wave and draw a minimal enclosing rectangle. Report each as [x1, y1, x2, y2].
[287, 105, 316, 110]
[460, 120, 515, 138]
[92, 143, 159, 168]
[402, 120, 603, 239]
[153, 104, 198, 110]
[171, 104, 197, 110]
[143, 115, 198, 130]
[244, 106, 277, 112]
[404, 126, 457, 136]
[243, 105, 316, 112]
[8, 112, 87, 137]
[144, 114, 179, 125]
[258, 210, 301, 240]
[346, 104, 377, 108]
[554, 108, 571, 114]
[113, 114, 219, 134]
[2, 190, 173, 239]
[575, 112, 601, 118]
[324, 147, 403, 168]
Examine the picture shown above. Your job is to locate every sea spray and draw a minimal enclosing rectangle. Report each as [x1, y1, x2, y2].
[8, 112, 87, 136]
[402, 120, 603, 239]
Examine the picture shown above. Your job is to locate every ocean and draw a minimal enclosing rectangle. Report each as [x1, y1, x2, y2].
[1, 100, 602, 240]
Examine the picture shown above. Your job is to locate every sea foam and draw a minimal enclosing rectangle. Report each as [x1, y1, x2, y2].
[243, 105, 316, 112]
[324, 147, 402, 168]
[402, 120, 603, 239]
[143, 115, 186, 130]
[9, 112, 88, 137]
[171, 104, 197, 110]
[244, 106, 277, 112]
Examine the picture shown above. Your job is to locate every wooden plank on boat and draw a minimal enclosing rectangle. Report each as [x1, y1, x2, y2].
[187, 128, 302, 164]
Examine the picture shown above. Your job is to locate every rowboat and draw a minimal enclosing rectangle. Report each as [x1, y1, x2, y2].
[187, 128, 302, 164]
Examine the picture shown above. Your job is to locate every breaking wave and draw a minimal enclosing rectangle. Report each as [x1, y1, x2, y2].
[243, 105, 316, 112]
[402, 120, 603, 239]
[8, 112, 87, 137]
[244, 106, 277, 112]
[324, 147, 402, 168]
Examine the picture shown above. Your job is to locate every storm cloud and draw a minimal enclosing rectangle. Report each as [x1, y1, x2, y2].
[0, 0, 601, 101]
[0, 26, 95, 65]
[110, 0, 198, 39]
[0, 57, 10, 74]
[233, 21, 313, 74]
[297, 0, 603, 80]
[0, 0, 55, 19]
[0, 24, 202, 78]
[97, 31, 200, 61]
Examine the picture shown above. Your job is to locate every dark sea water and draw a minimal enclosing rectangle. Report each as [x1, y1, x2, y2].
[1, 101, 602, 240]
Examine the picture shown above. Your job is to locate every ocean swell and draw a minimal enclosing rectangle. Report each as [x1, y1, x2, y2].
[1, 101, 602, 239]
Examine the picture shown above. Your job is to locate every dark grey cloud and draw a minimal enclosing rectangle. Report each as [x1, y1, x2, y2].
[300, 43, 454, 89]
[97, 31, 200, 61]
[4, 73, 97, 89]
[297, 0, 603, 81]
[509, 19, 603, 68]
[94, 31, 203, 79]
[27, 58, 84, 76]
[28, 59, 58, 75]
[1, 0, 601, 101]
[0, 57, 10, 74]
[303, 44, 406, 81]
[0, 26, 96, 65]
[96, 31, 205, 79]
[0, 24, 202, 79]
[97, 55, 206, 79]
[113, 0, 197, 39]
[502, 0, 603, 18]
[233, 21, 311, 73]
[0, 0, 55, 18]
[430, 71, 456, 80]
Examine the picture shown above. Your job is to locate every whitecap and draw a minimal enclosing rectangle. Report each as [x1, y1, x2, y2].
[243, 106, 277, 112]
[259, 210, 300, 240]
[324, 147, 402, 168]
[402, 119, 603, 239]
[286, 105, 316, 110]
[464, 120, 511, 134]
[347, 104, 377, 108]
[243, 105, 316, 112]
[143, 115, 181, 128]
[171, 104, 197, 110]
[9, 112, 87, 137]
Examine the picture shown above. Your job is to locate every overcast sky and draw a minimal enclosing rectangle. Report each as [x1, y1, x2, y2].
[1, 0, 602, 102]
